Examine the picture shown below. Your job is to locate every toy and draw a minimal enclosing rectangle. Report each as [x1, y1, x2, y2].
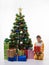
[34, 44, 44, 60]
[34, 35, 44, 60]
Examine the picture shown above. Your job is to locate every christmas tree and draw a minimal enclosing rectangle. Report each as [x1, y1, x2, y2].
[4, 8, 33, 50]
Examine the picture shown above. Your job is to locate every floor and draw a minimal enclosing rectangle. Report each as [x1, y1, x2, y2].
[0, 58, 48, 65]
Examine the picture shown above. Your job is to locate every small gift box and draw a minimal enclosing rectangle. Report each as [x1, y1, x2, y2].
[18, 55, 27, 61]
[7, 49, 16, 58]
[28, 50, 34, 59]
[24, 50, 28, 58]
[34, 46, 41, 53]
[18, 50, 24, 56]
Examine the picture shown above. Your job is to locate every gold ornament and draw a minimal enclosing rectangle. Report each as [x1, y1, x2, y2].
[20, 41, 23, 44]
[20, 31, 23, 34]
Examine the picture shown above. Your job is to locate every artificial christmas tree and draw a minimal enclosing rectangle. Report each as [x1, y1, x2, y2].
[4, 8, 33, 61]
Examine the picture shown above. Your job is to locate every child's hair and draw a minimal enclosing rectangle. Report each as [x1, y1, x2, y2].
[36, 35, 41, 39]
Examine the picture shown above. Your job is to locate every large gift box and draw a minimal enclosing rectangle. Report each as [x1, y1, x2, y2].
[28, 50, 34, 59]
[8, 56, 17, 61]
[34, 46, 41, 53]
[18, 55, 27, 61]
[7, 49, 16, 58]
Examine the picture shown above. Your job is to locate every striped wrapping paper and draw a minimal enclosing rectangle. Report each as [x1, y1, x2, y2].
[28, 50, 34, 59]
[7, 49, 16, 58]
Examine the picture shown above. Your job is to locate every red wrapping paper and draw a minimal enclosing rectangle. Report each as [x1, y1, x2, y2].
[24, 50, 28, 58]
[34, 46, 41, 53]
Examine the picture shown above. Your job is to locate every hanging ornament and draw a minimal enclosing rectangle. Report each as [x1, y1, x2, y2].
[24, 27, 27, 30]
[18, 22, 21, 25]
[13, 41, 15, 43]
[16, 37, 19, 40]
[24, 38, 27, 41]
[20, 24, 23, 27]
[20, 34, 24, 39]
[17, 40, 19, 43]
[20, 31, 23, 34]
[16, 25, 19, 28]
[9, 41, 11, 43]
[16, 30, 19, 32]
[20, 41, 23, 44]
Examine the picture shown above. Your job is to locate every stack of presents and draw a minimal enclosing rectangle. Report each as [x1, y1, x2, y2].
[6, 45, 44, 61]
[7, 48, 34, 61]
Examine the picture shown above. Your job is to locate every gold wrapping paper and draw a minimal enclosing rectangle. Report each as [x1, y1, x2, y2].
[7, 49, 16, 58]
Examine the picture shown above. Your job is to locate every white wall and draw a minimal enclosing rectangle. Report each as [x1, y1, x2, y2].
[0, 0, 49, 62]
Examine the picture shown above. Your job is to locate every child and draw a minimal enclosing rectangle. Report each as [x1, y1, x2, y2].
[34, 35, 44, 60]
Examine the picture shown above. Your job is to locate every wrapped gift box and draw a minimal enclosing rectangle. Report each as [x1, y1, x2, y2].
[24, 50, 28, 58]
[7, 49, 16, 58]
[18, 50, 24, 56]
[18, 55, 27, 61]
[34, 46, 41, 53]
[13, 49, 16, 55]
[28, 50, 34, 59]
[8, 56, 17, 61]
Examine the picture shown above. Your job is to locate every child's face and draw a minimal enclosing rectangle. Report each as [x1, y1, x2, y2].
[37, 38, 41, 42]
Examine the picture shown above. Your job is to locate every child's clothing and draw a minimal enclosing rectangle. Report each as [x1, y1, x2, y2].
[34, 41, 44, 60]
